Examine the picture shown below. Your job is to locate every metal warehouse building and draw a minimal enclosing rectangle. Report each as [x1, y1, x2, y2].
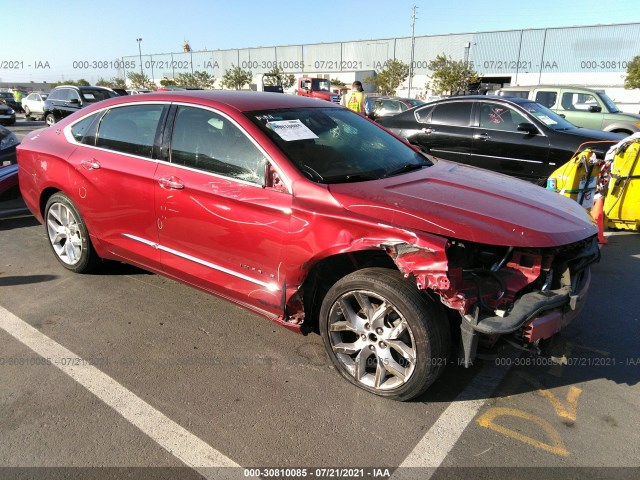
[123, 22, 640, 108]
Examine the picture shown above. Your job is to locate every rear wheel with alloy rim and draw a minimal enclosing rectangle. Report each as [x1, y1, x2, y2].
[320, 267, 450, 401]
[45, 113, 56, 126]
[45, 192, 99, 273]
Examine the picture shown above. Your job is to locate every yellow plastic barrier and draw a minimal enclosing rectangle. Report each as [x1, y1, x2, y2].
[604, 140, 640, 231]
[548, 149, 600, 209]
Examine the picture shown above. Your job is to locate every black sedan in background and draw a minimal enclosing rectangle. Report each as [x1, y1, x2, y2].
[378, 96, 625, 184]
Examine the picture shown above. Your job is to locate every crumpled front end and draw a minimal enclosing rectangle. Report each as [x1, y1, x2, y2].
[385, 235, 600, 366]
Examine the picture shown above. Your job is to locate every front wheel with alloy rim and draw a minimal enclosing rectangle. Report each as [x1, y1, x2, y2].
[45, 113, 56, 126]
[45, 192, 99, 273]
[320, 268, 451, 401]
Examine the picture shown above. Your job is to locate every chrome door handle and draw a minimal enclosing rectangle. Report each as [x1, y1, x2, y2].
[158, 176, 184, 190]
[473, 133, 491, 141]
[421, 127, 435, 134]
[81, 159, 101, 170]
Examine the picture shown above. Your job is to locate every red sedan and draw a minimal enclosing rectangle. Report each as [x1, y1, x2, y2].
[18, 91, 599, 400]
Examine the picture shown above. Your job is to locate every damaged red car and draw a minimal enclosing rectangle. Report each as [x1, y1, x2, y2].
[18, 91, 599, 400]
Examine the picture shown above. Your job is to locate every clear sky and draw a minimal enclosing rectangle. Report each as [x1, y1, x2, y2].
[2, 0, 639, 84]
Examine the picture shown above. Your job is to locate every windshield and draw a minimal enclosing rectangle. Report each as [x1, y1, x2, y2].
[311, 79, 331, 92]
[520, 102, 577, 131]
[597, 92, 620, 113]
[80, 89, 117, 103]
[246, 107, 430, 183]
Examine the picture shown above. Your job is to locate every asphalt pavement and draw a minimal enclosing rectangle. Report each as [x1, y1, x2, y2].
[0, 117, 638, 480]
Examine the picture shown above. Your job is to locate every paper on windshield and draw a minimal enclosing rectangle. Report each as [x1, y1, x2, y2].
[536, 114, 557, 125]
[268, 119, 318, 141]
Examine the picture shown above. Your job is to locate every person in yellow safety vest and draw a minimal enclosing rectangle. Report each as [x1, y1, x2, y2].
[13, 88, 23, 103]
[341, 81, 371, 116]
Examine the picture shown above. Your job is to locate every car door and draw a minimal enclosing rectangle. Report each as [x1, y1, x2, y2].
[154, 105, 292, 314]
[65, 103, 168, 271]
[406, 100, 474, 164]
[557, 90, 604, 130]
[471, 101, 550, 181]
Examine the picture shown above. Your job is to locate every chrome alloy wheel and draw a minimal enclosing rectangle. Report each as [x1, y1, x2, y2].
[327, 290, 417, 390]
[46, 202, 83, 266]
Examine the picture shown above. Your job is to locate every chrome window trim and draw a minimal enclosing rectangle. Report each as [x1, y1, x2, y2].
[471, 153, 544, 164]
[122, 234, 280, 292]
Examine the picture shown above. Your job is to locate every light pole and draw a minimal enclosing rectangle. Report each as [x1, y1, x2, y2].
[408, 5, 418, 99]
[136, 38, 143, 76]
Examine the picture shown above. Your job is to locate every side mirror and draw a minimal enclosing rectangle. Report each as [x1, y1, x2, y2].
[517, 122, 538, 135]
[588, 105, 602, 113]
[265, 163, 288, 193]
[68, 98, 80, 104]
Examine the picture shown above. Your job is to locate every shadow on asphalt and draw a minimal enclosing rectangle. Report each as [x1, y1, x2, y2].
[0, 274, 59, 286]
[0, 213, 38, 230]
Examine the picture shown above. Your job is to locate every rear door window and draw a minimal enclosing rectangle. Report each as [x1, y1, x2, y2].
[96, 104, 165, 158]
[430, 102, 472, 127]
[534, 91, 558, 109]
[414, 105, 435, 123]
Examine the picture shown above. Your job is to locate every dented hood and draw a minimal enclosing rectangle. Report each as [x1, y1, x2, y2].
[328, 160, 597, 247]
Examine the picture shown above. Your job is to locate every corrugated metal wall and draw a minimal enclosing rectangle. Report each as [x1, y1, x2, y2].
[121, 23, 640, 80]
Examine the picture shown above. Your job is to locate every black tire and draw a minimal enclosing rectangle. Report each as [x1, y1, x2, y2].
[319, 267, 451, 401]
[44, 192, 99, 273]
[24, 106, 32, 119]
[45, 113, 56, 126]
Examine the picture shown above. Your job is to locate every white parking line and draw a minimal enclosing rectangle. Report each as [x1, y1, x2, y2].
[395, 359, 511, 478]
[0, 305, 239, 477]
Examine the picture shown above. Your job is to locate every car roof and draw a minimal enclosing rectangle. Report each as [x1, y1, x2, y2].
[92, 90, 339, 112]
[499, 85, 601, 93]
[427, 95, 531, 106]
[52, 85, 113, 91]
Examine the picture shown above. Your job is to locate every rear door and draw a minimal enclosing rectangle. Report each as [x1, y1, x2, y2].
[65, 103, 168, 271]
[471, 100, 550, 181]
[407, 100, 474, 164]
[154, 104, 292, 314]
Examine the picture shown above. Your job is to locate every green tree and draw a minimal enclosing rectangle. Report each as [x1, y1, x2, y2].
[427, 54, 480, 95]
[363, 59, 410, 95]
[625, 55, 640, 89]
[160, 78, 177, 87]
[221, 65, 253, 90]
[50, 78, 91, 88]
[330, 78, 346, 87]
[176, 70, 216, 89]
[263, 66, 296, 89]
[95, 76, 126, 88]
[127, 71, 155, 90]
